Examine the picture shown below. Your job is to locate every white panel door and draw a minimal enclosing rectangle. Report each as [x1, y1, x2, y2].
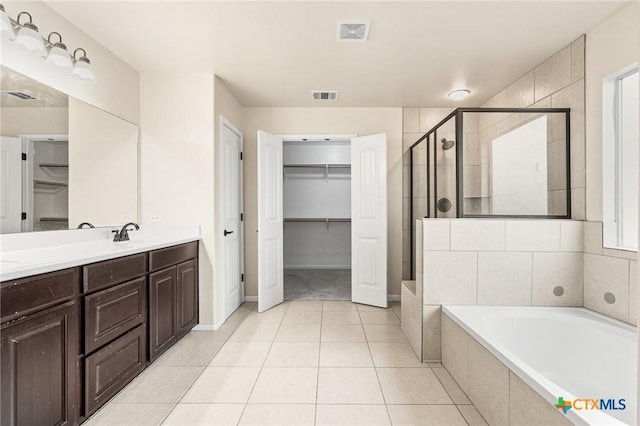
[351, 133, 387, 308]
[257, 130, 284, 312]
[221, 118, 243, 319]
[0, 137, 22, 234]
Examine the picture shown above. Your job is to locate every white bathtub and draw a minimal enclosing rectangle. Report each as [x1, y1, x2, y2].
[443, 306, 637, 426]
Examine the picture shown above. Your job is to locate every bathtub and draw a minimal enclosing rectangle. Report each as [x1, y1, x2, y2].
[442, 306, 637, 426]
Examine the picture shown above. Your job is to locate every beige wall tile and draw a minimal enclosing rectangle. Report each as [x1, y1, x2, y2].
[478, 252, 533, 305]
[571, 35, 586, 82]
[532, 252, 584, 306]
[571, 187, 586, 220]
[467, 338, 509, 426]
[629, 260, 638, 326]
[441, 314, 468, 391]
[424, 252, 477, 305]
[535, 45, 571, 101]
[509, 372, 571, 425]
[584, 253, 630, 322]
[403, 108, 420, 133]
[602, 247, 638, 260]
[584, 221, 603, 254]
[506, 220, 560, 251]
[422, 305, 442, 361]
[420, 108, 454, 133]
[560, 220, 584, 252]
[450, 219, 505, 251]
[506, 71, 535, 107]
[423, 219, 450, 251]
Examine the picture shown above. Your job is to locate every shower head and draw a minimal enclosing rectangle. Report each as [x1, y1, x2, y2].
[440, 138, 455, 150]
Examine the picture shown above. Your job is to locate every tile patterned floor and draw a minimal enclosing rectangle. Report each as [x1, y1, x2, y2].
[85, 301, 487, 426]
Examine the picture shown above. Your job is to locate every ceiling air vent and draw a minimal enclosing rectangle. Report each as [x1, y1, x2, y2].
[337, 20, 371, 42]
[1, 91, 37, 100]
[311, 91, 339, 101]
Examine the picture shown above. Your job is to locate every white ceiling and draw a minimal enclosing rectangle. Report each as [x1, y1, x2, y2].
[45, 1, 629, 107]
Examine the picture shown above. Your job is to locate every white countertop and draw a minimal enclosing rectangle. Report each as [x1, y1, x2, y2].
[0, 224, 200, 282]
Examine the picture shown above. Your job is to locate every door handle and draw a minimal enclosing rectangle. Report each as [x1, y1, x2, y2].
[224, 229, 234, 236]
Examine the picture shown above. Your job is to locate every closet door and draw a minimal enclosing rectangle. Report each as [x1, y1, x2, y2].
[257, 130, 284, 312]
[351, 133, 388, 308]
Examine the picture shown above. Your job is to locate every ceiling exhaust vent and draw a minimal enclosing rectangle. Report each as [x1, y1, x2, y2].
[337, 20, 370, 42]
[1, 91, 37, 100]
[312, 91, 339, 101]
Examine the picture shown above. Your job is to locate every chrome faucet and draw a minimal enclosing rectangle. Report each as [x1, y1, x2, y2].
[77, 222, 95, 229]
[112, 222, 140, 242]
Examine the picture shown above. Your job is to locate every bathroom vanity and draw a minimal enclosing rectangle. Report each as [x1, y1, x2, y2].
[0, 226, 200, 425]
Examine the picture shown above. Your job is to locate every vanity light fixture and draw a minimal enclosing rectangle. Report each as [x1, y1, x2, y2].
[15, 12, 46, 56]
[448, 89, 470, 101]
[0, 4, 14, 40]
[46, 32, 72, 69]
[1, 4, 95, 81]
[71, 48, 95, 81]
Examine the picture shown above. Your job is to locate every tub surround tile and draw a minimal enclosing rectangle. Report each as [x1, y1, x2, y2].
[441, 315, 468, 391]
[584, 253, 630, 322]
[467, 339, 510, 426]
[423, 305, 442, 361]
[509, 372, 572, 426]
[450, 220, 505, 251]
[560, 221, 584, 252]
[477, 252, 532, 305]
[532, 252, 584, 306]
[506, 221, 560, 252]
[629, 261, 638, 326]
[423, 219, 450, 251]
[584, 221, 603, 255]
[376, 368, 453, 405]
[432, 367, 471, 405]
[424, 252, 478, 305]
[386, 405, 467, 426]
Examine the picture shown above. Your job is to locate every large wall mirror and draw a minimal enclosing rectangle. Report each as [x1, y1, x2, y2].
[0, 66, 138, 234]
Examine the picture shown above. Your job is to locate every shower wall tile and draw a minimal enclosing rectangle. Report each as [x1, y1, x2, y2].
[560, 220, 584, 252]
[423, 251, 477, 305]
[403, 108, 420, 133]
[477, 252, 533, 305]
[416, 219, 423, 273]
[584, 253, 629, 322]
[602, 248, 637, 260]
[506, 221, 560, 252]
[629, 261, 637, 326]
[403, 132, 423, 153]
[570, 131, 586, 190]
[551, 80, 585, 141]
[506, 71, 535, 108]
[532, 252, 584, 306]
[584, 221, 603, 255]
[571, 188, 585, 220]
[450, 220, 505, 251]
[419, 108, 454, 133]
[423, 219, 449, 252]
[534, 45, 571, 101]
[422, 305, 441, 361]
[571, 35, 585, 82]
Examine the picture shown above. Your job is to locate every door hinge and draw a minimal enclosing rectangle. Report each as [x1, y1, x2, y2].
[240, 152, 243, 160]
[21, 212, 26, 220]
[21, 153, 27, 161]
[241, 273, 244, 282]
[240, 213, 244, 222]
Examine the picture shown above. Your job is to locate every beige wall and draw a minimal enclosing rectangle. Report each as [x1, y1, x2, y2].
[243, 107, 403, 298]
[585, 1, 639, 222]
[1, 107, 68, 136]
[2, 1, 139, 124]
[140, 74, 215, 325]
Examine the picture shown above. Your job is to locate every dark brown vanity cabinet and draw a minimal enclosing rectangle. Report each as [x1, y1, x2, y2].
[148, 242, 198, 361]
[1, 269, 80, 426]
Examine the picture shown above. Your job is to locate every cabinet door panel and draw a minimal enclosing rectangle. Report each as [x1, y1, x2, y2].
[1, 302, 79, 426]
[85, 325, 145, 415]
[85, 277, 146, 354]
[176, 259, 198, 338]
[149, 267, 177, 361]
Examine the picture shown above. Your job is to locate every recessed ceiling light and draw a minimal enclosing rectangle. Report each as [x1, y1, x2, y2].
[448, 89, 470, 101]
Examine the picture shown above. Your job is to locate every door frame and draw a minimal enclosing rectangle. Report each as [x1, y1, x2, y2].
[217, 116, 244, 320]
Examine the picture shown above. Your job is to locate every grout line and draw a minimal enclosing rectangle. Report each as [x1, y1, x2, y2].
[314, 302, 324, 425]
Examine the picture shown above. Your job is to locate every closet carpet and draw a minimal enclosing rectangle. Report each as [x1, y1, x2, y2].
[284, 269, 350, 300]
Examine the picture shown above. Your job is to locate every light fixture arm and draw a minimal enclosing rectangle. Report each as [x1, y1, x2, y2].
[16, 11, 32, 26]
[73, 47, 89, 63]
[47, 31, 63, 45]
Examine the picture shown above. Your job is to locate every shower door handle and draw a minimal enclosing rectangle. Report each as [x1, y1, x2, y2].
[224, 229, 234, 236]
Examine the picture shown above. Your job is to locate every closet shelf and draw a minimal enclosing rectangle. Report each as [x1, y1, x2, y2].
[284, 218, 351, 223]
[34, 179, 68, 187]
[283, 163, 350, 181]
[39, 217, 69, 223]
[39, 163, 69, 169]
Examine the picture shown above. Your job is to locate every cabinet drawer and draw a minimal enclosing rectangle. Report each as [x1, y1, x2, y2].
[85, 324, 145, 416]
[83, 253, 147, 294]
[85, 277, 146, 354]
[149, 241, 197, 272]
[1, 268, 78, 324]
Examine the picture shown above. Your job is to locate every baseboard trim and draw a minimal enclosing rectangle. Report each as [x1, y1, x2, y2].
[244, 296, 258, 302]
[388, 294, 401, 302]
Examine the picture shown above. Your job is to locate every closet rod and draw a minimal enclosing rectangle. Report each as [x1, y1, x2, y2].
[283, 218, 351, 223]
